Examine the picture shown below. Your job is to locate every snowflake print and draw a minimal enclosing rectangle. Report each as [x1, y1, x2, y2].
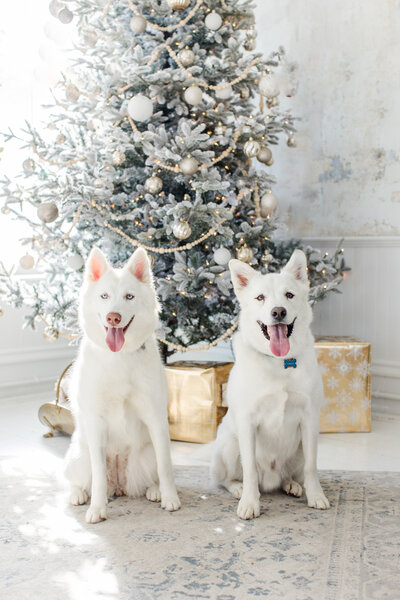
[337, 360, 351, 375]
[318, 362, 328, 376]
[360, 396, 370, 410]
[327, 376, 339, 390]
[356, 360, 370, 377]
[350, 378, 363, 392]
[328, 347, 343, 359]
[346, 345, 363, 360]
[336, 392, 352, 406]
[326, 410, 341, 425]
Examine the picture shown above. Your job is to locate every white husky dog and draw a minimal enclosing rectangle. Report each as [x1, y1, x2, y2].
[211, 249, 330, 520]
[64, 247, 180, 523]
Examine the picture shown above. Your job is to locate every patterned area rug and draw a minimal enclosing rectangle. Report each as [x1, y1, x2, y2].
[1, 461, 399, 600]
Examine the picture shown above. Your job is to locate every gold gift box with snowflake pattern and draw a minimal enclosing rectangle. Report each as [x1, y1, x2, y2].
[316, 337, 371, 433]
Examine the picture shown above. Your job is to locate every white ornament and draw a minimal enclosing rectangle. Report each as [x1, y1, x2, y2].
[130, 16, 147, 33]
[237, 247, 253, 263]
[179, 156, 199, 175]
[145, 176, 163, 194]
[243, 139, 261, 158]
[239, 86, 250, 100]
[184, 86, 203, 106]
[257, 146, 273, 165]
[178, 48, 195, 67]
[58, 7, 73, 24]
[215, 84, 232, 100]
[1, 205, 10, 215]
[173, 221, 191, 240]
[20, 253, 35, 270]
[205, 11, 222, 31]
[261, 250, 273, 266]
[167, 0, 190, 9]
[213, 247, 231, 265]
[68, 253, 84, 270]
[127, 95, 153, 122]
[112, 150, 125, 165]
[287, 136, 297, 148]
[56, 133, 66, 144]
[65, 84, 80, 102]
[37, 202, 59, 223]
[260, 191, 278, 216]
[266, 96, 279, 108]
[259, 73, 280, 98]
[83, 29, 98, 47]
[49, 0, 64, 18]
[23, 159, 35, 174]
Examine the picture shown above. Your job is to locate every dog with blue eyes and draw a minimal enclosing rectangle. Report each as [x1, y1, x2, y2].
[64, 247, 180, 523]
[211, 250, 330, 520]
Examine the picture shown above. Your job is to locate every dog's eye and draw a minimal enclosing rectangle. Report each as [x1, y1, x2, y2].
[256, 294, 265, 302]
[125, 294, 134, 300]
[100, 293, 109, 300]
[286, 292, 294, 299]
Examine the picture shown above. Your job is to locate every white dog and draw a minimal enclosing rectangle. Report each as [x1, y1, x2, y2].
[211, 249, 330, 520]
[64, 247, 180, 523]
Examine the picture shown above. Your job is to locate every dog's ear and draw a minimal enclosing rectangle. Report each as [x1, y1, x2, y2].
[281, 249, 308, 284]
[126, 247, 152, 285]
[229, 259, 257, 296]
[86, 247, 109, 282]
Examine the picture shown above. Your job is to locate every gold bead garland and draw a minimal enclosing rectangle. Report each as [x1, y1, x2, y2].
[156, 320, 238, 352]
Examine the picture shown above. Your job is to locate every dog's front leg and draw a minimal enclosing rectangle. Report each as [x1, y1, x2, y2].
[236, 419, 260, 520]
[301, 415, 330, 509]
[85, 417, 108, 523]
[145, 415, 181, 512]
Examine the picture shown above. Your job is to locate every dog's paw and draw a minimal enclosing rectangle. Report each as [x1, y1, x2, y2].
[70, 486, 88, 506]
[237, 497, 260, 520]
[228, 481, 243, 499]
[283, 480, 303, 498]
[85, 505, 107, 524]
[161, 494, 181, 512]
[146, 485, 161, 503]
[307, 493, 330, 510]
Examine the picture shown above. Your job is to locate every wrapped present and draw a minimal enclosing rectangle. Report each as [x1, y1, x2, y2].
[316, 337, 371, 433]
[166, 361, 233, 443]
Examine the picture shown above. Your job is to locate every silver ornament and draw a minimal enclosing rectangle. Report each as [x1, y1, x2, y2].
[243, 139, 261, 158]
[68, 253, 84, 270]
[214, 122, 226, 136]
[127, 95, 153, 121]
[83, 28, 98, 47]
[184, 85, 203, 106]
[43, 326, 59, 342]
[213, 247, 231, 265]
[58, 7, 73, 24]
[130, 15, 147, 33]
[49, 0, 64, 18]
[145, 176, 163, 194]
[237, 247, 253, 263]
[65, 84, 80, 102]
[244, 35, 256, 51]
[205, 11, 222, 30]
[37, 202, 59, 223]
[173, 221, 191, 240]
[261, 250, 273, 265]
[112, 150, 126, 165]
[259, 73, 280, 98]
[260, 191, 278, 216]
[23, 158, 35, 174]
[179, 156, 199, 175]
[167, 0, 190, 9]
[20, 253, 35, 270]
[215, 84, 232, 100]
[178, 47, 195, 67]
[56, 133, 66, 144]
[1, 205, 10, 215]
[266, 96, 279, 108]
[239, 86, 250, 100]
[287, 136, 297, 148]
[256, 147, 273, 165]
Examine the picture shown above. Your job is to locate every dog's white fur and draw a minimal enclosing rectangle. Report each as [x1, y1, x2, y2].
[211, 250, 329, 520]
[64, 247, 180, 523]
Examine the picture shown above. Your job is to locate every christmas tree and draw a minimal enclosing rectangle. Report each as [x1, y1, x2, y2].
[0, 0, 347, 356]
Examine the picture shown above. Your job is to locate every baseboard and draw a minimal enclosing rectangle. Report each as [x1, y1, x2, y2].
[0, 344, 75, 366]
[0, 376, 60, 400]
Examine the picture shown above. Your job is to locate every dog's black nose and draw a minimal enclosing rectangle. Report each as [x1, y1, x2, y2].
[271, 306, 287, 322]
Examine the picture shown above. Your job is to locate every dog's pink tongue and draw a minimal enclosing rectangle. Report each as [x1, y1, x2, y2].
[106, 327, 125, 352]
[268, 324, 290, 357]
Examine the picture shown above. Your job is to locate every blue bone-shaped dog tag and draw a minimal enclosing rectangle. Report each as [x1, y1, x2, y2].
[284, 358, 297, 369]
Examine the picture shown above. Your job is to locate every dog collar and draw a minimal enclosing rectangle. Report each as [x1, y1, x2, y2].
[284, 358, 297, 369]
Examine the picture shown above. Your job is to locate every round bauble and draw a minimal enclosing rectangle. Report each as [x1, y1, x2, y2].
[49, 0, 64, 18]
[167, 0, 190, 9]
[237, 246, 253, 263]
[179, 156, 199, 175]
[112, 150, 126, 165]
[130, 15, 147, 33]
[260, 191, 278, 216]
[266, 96, 279, 108]
[184, 85, 203, 106]
[58, 7, 73, 24]
[215, 84, 232, 100]
[83, 28, 98, 47]
[1, 205, 10, 215]
[205, 11, 222, 31]
[239, 86, 250, 100]
[257, 146, 273, 165]
[173, 221, 191, 240]
[243, 139, 261, 158]
[244, 35, 256, 51]
[56, 133, 66, 144]
[20, 253, 35, 270]
[23, 159, 35, 174]
[214, 122, 226, 136]
[127, 94, 153, 122]
[145, 176, 163, 194]
[43, 326, 59, 342]
[259, 73, 280, 98]
[261, 250, 273, 266]
[287, 136, 297, 148]
[65, 84, 80, 102]
[178, 47, 195, 67]
[213, 247, 231, 266]
[37, 202, 59, 223]
[68, 253, 84, 270]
